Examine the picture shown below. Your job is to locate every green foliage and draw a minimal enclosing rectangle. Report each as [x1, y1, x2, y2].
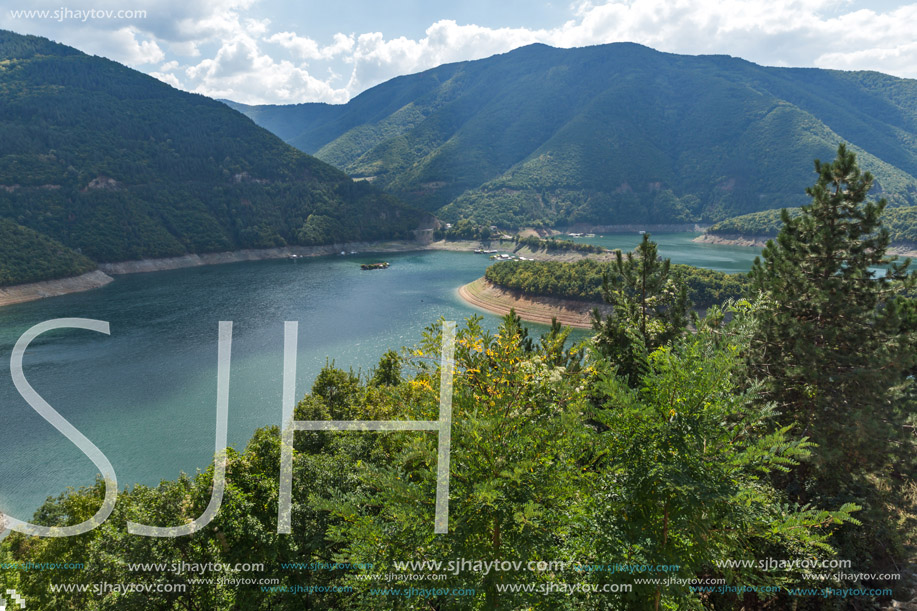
[513, 235, 605, 254]
[0, 309, 869, 610]
[592, 234, 690, 382]
[370, 350, 402, 386]
[435, 218, 494, 241]
[0, 30, 424, 284]
[749, 143, 917, 569]
[485, 258, 608, 301]
[0, 218, 95, 286]
[321, 314, 591, 609]
[235, 42, 917, 228]
[484, 257, 750, 310]
[584, 303, 860, 609]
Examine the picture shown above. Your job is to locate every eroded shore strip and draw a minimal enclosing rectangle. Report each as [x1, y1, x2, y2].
[96, 241, 431, 275]
[458, 278, 609, 329]
[0, 237, 611, 308]
[0, 240, 436, 307]
[0, 270, 114, 307]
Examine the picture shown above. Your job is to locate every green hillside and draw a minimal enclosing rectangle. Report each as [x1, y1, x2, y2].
[708, 205, 917, 245]
[0, 30, 425, 286]
[232, 43, 917, 228]
[0, 218, 95, 285]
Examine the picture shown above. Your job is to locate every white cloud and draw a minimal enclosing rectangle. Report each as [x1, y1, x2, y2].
[183, 33, 350, 104]
[105, 27, 165, 65]
[264, 31, 355, 62]
[344, 20, 543, 95]
[149, 70, 182, 88]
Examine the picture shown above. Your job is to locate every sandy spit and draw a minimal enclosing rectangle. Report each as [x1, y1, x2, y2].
[457, 278, 609, 329]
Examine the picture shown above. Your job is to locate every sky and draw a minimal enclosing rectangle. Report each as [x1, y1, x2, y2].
[2, 0, 917, 105]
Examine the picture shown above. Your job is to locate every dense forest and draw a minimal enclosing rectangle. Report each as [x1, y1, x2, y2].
[4, 146, 913, 609]
[231, 43, 917, 228]
[0, 218, 95, 285]
[0, 31, 426, 287]
[512, 235, 606, 255]
[484, 257, 750, 309]
[708, 205, 917, 245]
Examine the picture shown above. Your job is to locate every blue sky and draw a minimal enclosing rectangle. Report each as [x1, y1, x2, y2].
[3, 0, 917, 104]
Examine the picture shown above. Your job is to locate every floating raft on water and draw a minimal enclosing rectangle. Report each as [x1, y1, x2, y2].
[361, 262, 390, 270]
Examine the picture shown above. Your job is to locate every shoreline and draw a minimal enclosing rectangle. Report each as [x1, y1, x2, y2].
[554, 223, 709, 234]
[0, 236, 608, 308]
[457, 278, 609, 329]
[97, 240, 435, 275]
[695, 233, 917, 257]
[1, 240, 434, 307]
[0, 270, 114, 307]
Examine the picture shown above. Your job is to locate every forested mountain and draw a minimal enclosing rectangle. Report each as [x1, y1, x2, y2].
[229, 43, 917, 228]
[0, 30, 425, 286]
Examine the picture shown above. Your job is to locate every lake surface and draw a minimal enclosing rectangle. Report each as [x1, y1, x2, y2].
[562, 231, 760, 273]
[0, 234, 761, 518]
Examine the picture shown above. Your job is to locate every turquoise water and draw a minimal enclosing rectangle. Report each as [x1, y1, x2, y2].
[561, 231, 760, 273]
[0, 235, 762, 518]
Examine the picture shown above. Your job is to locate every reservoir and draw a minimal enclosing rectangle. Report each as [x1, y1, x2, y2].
[0, 234, 761, 519]
[563, 231, 760, 273]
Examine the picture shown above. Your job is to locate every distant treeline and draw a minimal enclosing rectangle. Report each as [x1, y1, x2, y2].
[435, 219, 497, 241]
[514, 235, 606, 254]
[484, 259, 751, 309]
[709, 205, 917, 245]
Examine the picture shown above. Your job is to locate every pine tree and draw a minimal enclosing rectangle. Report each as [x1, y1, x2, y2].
[592, 233, 690, 382]
[750, 143, 916, 480]
[749, 143, 917, 569]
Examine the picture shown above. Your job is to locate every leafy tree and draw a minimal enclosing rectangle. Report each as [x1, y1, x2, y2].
[370, 350, 402, 386]
[323, 314, 592, 609]
[584, 301, 860, 610]
[592, 233, 690, 382]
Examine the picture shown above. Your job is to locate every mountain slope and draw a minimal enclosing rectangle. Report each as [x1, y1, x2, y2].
[0, 30, 425, 286]
[230, 43, 917, 228]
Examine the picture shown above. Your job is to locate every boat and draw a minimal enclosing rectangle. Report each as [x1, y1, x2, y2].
[361, 262, 390, 270]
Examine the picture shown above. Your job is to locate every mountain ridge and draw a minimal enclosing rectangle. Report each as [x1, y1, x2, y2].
[228, 42, 917, 228]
